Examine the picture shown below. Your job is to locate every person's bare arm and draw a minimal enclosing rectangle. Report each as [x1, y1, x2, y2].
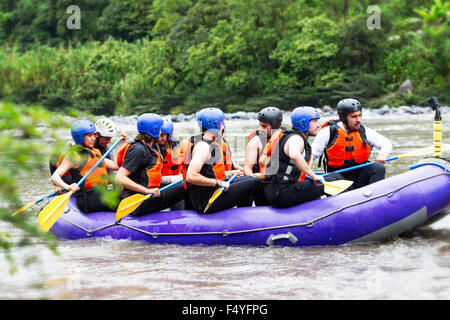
[186, 142, 230, 190]
[51, 156, 80, 193]
[284, 135, 322, 184]
[115, 167, 160, 197]
[105, 158, 119, 171]
[244, 136, 261, 177]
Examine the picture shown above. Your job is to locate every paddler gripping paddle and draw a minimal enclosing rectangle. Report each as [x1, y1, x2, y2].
[321, 143, 450, 177]
[305, 176, 354, 196]
[204, 172, 239, 213]
[115, 169, 239, 219]
[38, 136, 124, 232]
[115, 179, 183, 221]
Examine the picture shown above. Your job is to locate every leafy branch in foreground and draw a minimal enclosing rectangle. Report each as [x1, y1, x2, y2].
[0, 102, 69, 273]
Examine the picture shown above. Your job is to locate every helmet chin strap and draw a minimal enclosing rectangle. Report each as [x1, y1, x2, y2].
[339, 114, 354, 132]
[293, 127, 309, 138]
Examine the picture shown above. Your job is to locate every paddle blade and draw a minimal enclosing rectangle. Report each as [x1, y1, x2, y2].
[322, 179, 353, 196]
[397, 143, 450, 159]
[203, 188, 223, 213]
[12, 201, 35, 216]
[38, 191, 73, 232]
[397, 146, 434, 159]
[115, 193, 149, 221]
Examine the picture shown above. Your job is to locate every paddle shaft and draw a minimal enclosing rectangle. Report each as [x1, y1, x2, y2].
[305, 175, 338, 187]
[320, 143, 450, 177]
[34, 192, 58, 206]
[203, 173, 239, 213]
[220, 172, 238, 191]
[322, 156, 397, 177]
[74, 137, 123, 187]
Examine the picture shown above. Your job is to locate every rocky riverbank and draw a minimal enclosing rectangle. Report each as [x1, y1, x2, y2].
[106, 105, 450, 126]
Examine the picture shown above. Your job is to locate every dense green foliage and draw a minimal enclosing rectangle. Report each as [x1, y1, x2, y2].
[0, 102, 64, 272]
[0, 0, 448, 115]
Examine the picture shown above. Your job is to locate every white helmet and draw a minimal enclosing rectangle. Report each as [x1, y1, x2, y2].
[95, 118, 117, 138]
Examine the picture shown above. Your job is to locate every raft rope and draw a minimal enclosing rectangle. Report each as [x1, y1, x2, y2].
[56, 169, 449, 239]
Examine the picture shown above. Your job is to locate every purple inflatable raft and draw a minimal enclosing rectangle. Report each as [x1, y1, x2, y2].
[48, 158, 450, 247]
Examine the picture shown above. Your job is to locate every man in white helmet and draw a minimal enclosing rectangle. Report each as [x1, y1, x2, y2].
[94, 118, 126, 161]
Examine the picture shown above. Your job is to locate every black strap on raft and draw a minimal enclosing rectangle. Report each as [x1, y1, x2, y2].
[427, 96, 441, 121]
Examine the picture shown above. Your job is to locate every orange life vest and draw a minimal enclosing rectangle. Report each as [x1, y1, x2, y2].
[322, 123, 372, 171]
[78, 147, 109, 190]
[260, 129, 283, 179]
[116, 141, 163, 189]
[179, 135, 226, 189]
[219, 138, 233, 171]
[160, 142, 181, 176]
[247, 129, 258, 143]
[261, 129, 311, 183]
[116, 143, 131, 168]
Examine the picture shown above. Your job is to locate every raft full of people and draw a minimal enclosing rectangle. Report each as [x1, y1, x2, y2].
[49, 98, 392, 217]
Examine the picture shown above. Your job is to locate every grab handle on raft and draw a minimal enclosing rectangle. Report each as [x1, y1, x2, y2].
[266, 232, 298, 246]
[409, 159, 450, 172]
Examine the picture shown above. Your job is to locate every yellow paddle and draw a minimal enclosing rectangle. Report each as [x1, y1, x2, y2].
[38, 137, 124, 232]
[115, 179, 183, 221]
[320, 179, 354, 196]
[305, 176, 354, 196]
[13, 198, 47, 217]
[204, 173, 239, 213]
[38, 190, 74, 232]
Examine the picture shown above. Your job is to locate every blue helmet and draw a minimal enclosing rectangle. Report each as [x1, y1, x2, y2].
[71, 120, 96, 145]
[196, 107, 225, 133]
[137, 113, 163, 138]
[291, 106, 320, 132]
[160, 118, 174, 141]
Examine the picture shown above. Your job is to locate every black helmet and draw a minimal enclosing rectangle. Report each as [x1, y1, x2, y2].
[257, 107, 283, 129]
[337, 98, 362, 124]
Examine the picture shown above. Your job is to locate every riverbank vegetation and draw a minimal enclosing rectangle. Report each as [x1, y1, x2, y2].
[0, 0, 448, 115]
[0, 102, 63, 272]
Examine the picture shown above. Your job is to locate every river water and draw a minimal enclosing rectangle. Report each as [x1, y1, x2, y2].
[0, 112, 449, 300]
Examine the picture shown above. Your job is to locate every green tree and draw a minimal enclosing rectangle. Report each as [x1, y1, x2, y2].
[98, 0, 156, 41]
[271, 15, 340, 90]
[0, 0, 109, 48]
